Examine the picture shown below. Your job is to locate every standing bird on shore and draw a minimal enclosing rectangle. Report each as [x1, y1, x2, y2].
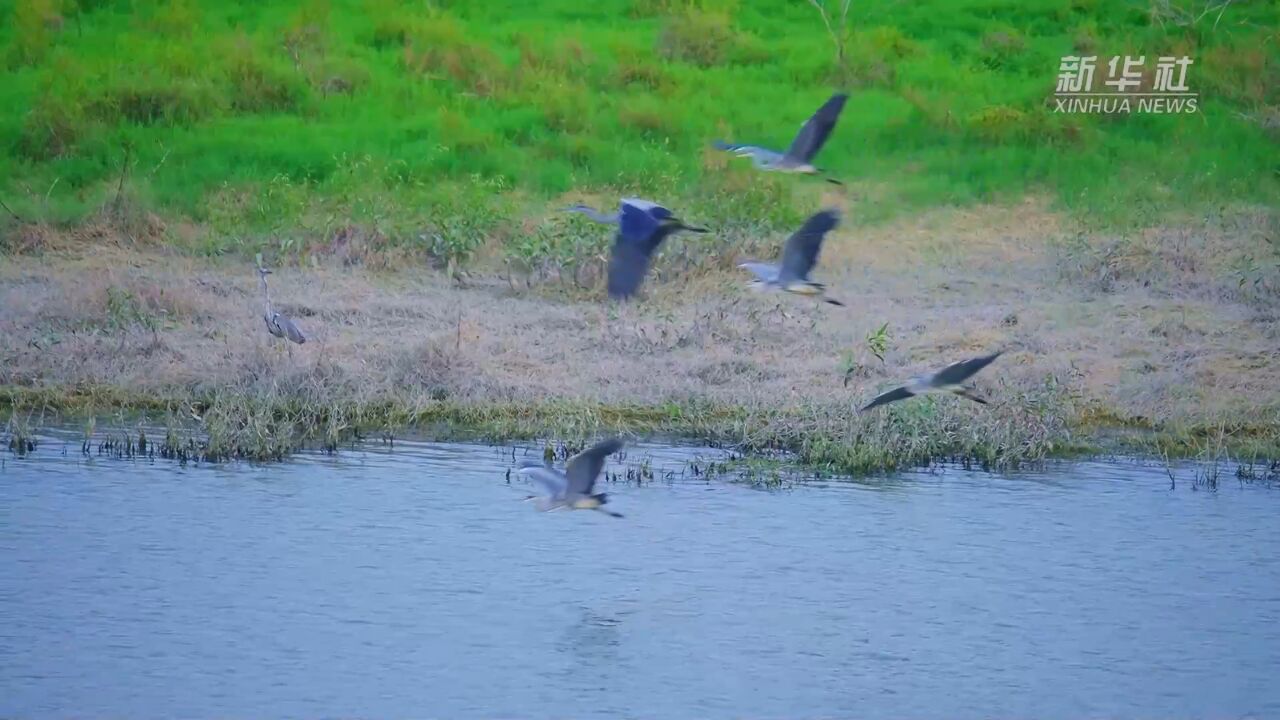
[606, 198, 708, 301]
[517, 438, 627, 518]
[738, 209, 845, 306]
[713, 92, 849, 184]
[856, 351, 1003, 411]
[257, 266, 306, 345]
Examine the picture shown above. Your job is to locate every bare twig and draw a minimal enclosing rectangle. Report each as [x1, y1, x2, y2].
[1149, 0, 1234, 29]
[806, 0, 854, 77]
[43, 177, 59, 210]
[0, 197, 24, 222]
[149, 145, 171, 177]
[112, 145, 133, 218]
[1210, 0, 1234, 29]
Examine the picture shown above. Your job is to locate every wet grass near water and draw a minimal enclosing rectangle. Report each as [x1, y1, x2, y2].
[3, 379, 1277, 478]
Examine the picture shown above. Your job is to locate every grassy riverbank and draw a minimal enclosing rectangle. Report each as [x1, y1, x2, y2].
[2, 1, 1278, 471]
[4, 201, 1278, 472]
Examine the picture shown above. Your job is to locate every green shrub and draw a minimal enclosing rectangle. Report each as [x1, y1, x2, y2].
[657, 9, 738, 67]
[6, 0, 63, 68]
[222, 35, 309, 113]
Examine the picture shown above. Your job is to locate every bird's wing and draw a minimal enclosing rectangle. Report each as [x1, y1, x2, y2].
[518, 465, 567, 498]
[607, 231, 655, 300]
[860, 385, 915, 412]
[930, 351, 1003, 387]
[264, 314, 284, 338]
[275, 313, 306, 344]
[785, 93, 848, 163]
[738, 262, 780, 282]
[564, 438, 625, 496]
[620, 197, 661, 214]
[619, 199, 665, 240]
[778, 210, 840, 283]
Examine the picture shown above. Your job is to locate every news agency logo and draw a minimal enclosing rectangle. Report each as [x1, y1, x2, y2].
[1053, 55, 1198, 114]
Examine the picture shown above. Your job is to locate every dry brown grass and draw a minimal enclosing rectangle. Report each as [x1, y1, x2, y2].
[2, 199, 1277, 464]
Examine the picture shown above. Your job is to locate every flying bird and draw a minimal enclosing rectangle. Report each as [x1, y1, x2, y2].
[857, 351, 1004, 411]
[606, 198, 707, 301]
[714, 92, 848, 184]
[517, 438, 627, 518]
[257, 266, 306, 345]
[738, 209, 845, 306]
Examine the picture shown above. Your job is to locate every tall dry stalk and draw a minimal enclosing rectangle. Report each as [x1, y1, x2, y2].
[806, 0, 853, 77]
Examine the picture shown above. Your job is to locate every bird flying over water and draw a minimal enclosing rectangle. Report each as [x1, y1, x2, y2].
[857, 351, 1003, 411]
[256, 266, 306, 345]
[605, 198, 707, 301]
[517, 438, 626, 518]
[714, 92, 848, 184]
[738, 209, 844, 306]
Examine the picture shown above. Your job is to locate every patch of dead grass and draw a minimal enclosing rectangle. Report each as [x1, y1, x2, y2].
[2, 200, 1276, 465]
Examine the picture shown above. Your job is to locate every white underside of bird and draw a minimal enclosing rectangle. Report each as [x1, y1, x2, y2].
[737, 262, 836, 302]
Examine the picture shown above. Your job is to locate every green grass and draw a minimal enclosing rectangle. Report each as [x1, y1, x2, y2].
[1, 0, 1277, 261]
[5, 374, 1278, 474]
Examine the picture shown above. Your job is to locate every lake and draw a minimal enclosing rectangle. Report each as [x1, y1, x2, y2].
[3, 430, 1278, 719]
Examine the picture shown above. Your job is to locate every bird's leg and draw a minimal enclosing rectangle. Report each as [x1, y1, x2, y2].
[953, 387, 989, 405]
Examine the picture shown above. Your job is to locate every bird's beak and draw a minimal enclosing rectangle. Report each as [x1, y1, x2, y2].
[670, 219, 708, 233]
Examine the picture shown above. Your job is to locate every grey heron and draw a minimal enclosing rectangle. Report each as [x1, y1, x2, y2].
[517, 438, 626, 518]
[738, 209, 845, 306]
[714, 92, 848, 184]
[856, 351, 1003, 411]
[257, 267, 306, 345]
[606, 198, 707, 301]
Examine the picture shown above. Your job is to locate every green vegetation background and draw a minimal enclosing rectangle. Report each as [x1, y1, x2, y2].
[1, 0, 1277, 262]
